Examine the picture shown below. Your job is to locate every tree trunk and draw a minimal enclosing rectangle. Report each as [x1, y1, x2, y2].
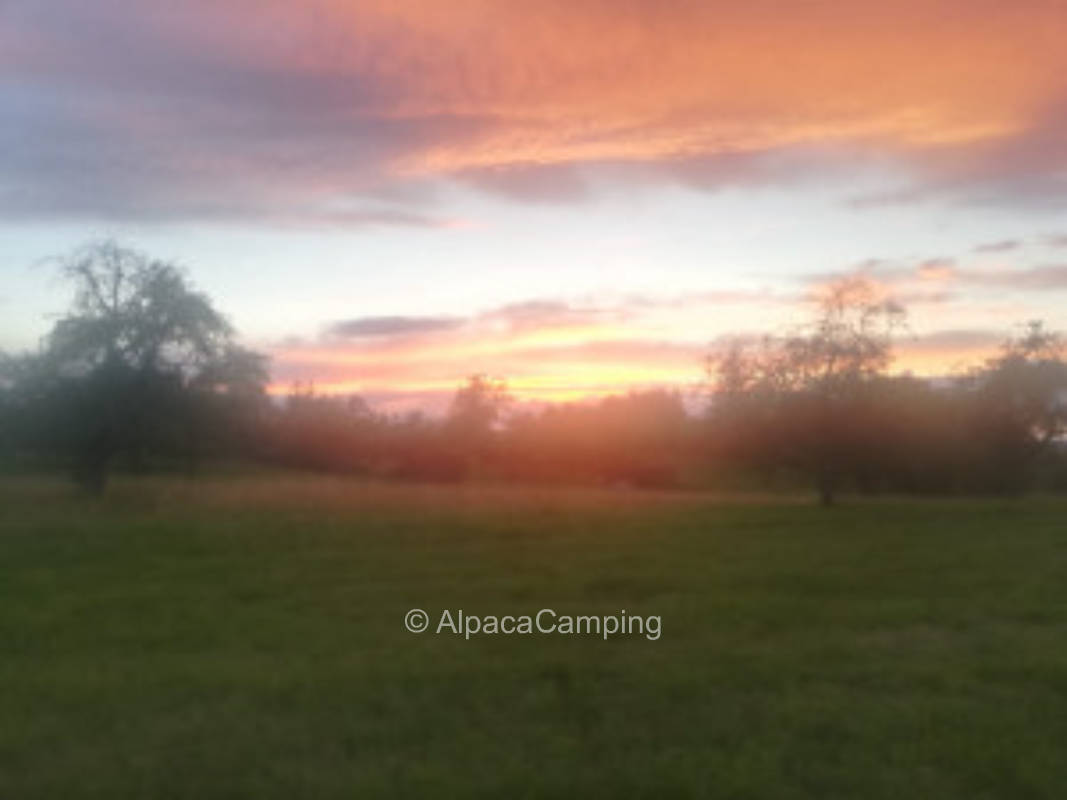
[75, 428, 114, 496]
[817, 469, 836, 507]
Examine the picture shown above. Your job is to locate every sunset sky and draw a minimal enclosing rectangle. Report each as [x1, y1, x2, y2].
[3, 0, 1067, 410]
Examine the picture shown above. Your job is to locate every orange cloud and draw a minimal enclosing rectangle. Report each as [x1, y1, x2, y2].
[7, 0, 1067, 219]
[211, 0, 1062, 174]
[267, 290, 1019, 405]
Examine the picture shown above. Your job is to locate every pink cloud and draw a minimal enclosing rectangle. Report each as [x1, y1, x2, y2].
[5, 0, 1067, 220]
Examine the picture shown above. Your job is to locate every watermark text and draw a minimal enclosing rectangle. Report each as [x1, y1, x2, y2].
[405, 608, 661, 640]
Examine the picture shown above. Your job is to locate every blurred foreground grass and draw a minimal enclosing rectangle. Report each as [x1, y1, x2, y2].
[2, 475, 1066, 798]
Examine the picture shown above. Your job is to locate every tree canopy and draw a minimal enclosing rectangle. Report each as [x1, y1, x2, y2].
[707, 278, 907, 505]
[5, 240, 267, 492]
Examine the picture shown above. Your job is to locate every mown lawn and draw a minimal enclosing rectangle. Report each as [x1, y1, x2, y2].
[2, 476, 1066, 798]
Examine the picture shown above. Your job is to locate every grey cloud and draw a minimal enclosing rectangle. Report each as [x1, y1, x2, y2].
[326, 316, 464, 338]
[896, 95, 1067, 211]
[0, 1, 483, 224]
[318, 290, 793, 348]
[456, 164, 591, 204]
[956, 264, 1067, 291]
[315, 299, 620, 347]
[973, 240, 1021, 253]
[801, 255, 1067, 295]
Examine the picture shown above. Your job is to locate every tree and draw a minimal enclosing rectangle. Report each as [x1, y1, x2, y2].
[23, 240, 267, 492]
[707, 278, 905, 505]
[445, 374, 512, 476]
[966, 321, 1067, 492]
[447, 374, 512, 438]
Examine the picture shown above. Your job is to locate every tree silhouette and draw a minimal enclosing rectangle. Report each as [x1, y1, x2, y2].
[29, 240, 266, 492]
[445, 374, 512, 476]
[447, 375, 511, 437]
[707, 278, 905, 505]
[965, 321, 1067, 492]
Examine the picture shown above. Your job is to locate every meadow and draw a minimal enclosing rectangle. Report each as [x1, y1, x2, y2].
[2, 475, 1066, 798]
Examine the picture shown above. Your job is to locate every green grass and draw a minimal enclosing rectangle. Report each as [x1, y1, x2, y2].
[2, 476, 1067, 798]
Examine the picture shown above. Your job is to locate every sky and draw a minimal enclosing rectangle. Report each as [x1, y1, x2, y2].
[3, 0, 1067, 411]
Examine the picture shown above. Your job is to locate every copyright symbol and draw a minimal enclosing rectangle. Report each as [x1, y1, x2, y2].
[405, 608, 429, 634]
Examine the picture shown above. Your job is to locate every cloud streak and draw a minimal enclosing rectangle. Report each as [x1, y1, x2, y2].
[808, 256, 1067, 297]
[974, 240, 1021, 253]
[4, 0, 1067, 221]
[271, 291, 783, 398]
[955, 264, 1067, 290]
[326, 316, 465, 339]
[269, 289, 1018, 402]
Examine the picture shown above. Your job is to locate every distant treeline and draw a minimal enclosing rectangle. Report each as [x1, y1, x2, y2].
[240, 348, 1067, 501]
[2, 241, 1066, 503]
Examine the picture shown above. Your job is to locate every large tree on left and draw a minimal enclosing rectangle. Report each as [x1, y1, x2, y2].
[5, 240, 267, 492]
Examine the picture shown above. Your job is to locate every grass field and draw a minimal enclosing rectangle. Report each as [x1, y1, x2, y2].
[2, 475, 1066, 798]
